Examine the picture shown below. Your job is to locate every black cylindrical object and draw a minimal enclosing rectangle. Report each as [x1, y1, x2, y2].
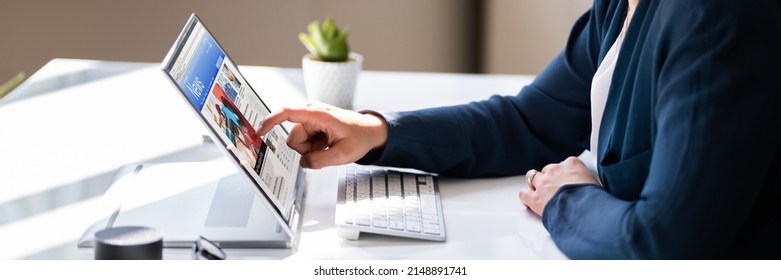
[94, 226, 163, 260]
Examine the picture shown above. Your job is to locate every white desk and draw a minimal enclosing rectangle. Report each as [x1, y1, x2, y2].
[0, 58, 566, 260]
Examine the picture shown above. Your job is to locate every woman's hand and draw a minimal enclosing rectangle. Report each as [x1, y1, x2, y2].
[256, 103, 388, 169]
[519, 156, 601, 216]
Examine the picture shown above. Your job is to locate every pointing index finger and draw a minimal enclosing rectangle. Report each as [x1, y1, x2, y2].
[257, 109, 291, 136]
[257, 107, 325, 136]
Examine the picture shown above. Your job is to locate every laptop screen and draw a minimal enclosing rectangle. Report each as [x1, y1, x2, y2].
[161, 14, 302, 230]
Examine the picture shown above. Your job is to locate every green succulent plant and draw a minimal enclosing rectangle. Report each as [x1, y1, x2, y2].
[298, 18, 350, 62]
[0, 72, 25, 100]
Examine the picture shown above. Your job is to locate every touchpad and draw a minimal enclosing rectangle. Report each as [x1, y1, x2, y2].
[204, 173, 254, 227]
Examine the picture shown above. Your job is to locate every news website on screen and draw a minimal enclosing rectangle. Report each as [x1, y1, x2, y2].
[165, 21, 299, 220]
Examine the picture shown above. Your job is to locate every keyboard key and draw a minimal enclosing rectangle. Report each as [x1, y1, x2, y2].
[389, 221, 404, 230]
[419, 184, 435, 195]
[372, 187, 386, 199]
[388, 196, 403, 204]
[402, 174, 418, 196]
[420, 194, 438, 215]
[388, 178, 402, 196]
[389, 210, 403, 218]
[357, 176, 370, 190]
[372, 220, 388, 229]
[372, 171, 385, 181]
[423, 217, 439, 225]
[417, 175, 426, 185]
[423, 224, 441, 235]
[355, 212, 371, 220]
[372, 214, 388, 221]
[422, 214, 438, 222]
[355, 218, 371, 226]
[388, 172, 401, 185]
[405, 222, 422, 233]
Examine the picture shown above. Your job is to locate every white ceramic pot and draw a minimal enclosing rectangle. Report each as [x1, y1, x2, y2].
[301, 52, 363, 109]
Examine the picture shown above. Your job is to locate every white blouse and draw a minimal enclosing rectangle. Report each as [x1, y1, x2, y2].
[589, 30, 626, 168]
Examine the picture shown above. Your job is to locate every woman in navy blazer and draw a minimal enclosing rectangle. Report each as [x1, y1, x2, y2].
[259, 0, 781, 259]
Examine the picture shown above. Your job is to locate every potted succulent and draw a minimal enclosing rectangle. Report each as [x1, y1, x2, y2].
[299, 18, 362, 109]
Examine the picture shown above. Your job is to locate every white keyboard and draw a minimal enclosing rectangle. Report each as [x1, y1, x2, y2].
[335, 164, 446, 241]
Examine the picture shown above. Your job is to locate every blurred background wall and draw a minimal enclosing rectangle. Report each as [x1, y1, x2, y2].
[0, 0, 590, 85]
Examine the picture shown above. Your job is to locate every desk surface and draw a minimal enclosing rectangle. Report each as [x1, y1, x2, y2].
[0, 58, 566, 260]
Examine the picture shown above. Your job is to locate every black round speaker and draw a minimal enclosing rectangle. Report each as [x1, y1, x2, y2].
[94, 226, 163, 260]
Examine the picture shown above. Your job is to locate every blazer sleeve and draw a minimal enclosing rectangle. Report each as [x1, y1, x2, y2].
[358, 7, 604, 178]
[543, 1, 781, 259]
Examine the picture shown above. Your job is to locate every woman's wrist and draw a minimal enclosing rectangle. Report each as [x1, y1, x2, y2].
[360, 111, 388, 150]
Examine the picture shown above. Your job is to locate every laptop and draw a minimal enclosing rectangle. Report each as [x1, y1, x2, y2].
[79, 13, 306, 250]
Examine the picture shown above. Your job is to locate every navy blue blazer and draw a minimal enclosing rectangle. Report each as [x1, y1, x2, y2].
[359, 0, 781, 259]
